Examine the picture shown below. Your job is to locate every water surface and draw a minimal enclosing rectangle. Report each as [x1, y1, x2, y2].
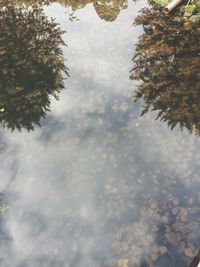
[0, 1, 200, 267]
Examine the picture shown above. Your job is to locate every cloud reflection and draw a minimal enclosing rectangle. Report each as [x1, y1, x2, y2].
[0, 1, 200, 267]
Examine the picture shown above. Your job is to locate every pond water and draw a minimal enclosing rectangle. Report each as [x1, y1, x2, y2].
[0, 1, 200, 267]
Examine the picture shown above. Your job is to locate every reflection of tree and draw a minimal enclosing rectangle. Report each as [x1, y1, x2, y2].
[61, 0, 128, 22]
[131, 4, 200, 135]
[93, 0, 128, 22]
[0, 3, 68, 131]
[8, 0, 129, 21]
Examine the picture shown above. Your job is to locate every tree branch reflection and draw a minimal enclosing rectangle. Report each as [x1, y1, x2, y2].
[131, 3, 200, 135]
[0, 2, 68, 131]
[2, 0, 130, 22]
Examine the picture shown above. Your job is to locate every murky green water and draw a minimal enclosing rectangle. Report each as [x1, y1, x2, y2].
[0, 1, 200, 267]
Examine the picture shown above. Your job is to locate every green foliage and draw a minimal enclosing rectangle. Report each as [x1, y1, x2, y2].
[152, 0, 200, 24]
[153, 0, 170, 6]
[184, 3, 196, 16]
[0, 2, 68, 131]
[185, 0, 200, 18]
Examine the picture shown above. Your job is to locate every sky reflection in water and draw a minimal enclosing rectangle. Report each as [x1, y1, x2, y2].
[0, 1, 200, 267]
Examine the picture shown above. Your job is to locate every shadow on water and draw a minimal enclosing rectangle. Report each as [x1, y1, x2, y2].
[0, 1, 68, 131]
[131, 2, 200, 135]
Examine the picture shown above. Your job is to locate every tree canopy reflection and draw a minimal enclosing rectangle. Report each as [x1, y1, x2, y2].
[93, 0, 128, 21]
[131, 4, 200, 135]
[61, 0, 128, 21]
[0, 2, 68, 131]
[5, 0, 129, 22]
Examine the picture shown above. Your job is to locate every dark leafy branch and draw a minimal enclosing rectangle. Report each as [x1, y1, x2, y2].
[131, 4, 200, 135]
[0, 2, 69, 131]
